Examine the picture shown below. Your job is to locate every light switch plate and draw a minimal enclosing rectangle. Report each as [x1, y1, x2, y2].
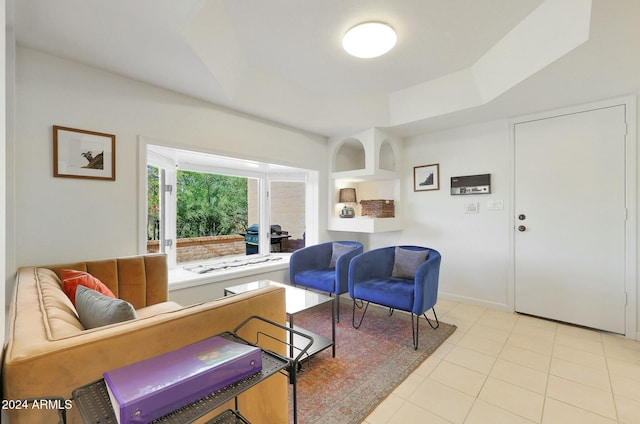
[465, 202, 479, 214]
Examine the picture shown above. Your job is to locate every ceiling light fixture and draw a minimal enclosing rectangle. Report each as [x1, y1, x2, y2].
[342, 22, 397, 59]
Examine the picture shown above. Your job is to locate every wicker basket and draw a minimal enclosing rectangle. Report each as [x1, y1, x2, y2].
[360, 199, 395, 218]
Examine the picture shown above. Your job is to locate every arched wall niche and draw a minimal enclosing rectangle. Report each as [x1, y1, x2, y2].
[333, 138, 366, 173]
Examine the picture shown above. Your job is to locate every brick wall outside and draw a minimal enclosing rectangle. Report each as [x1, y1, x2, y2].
[147, 233, 303, 263]
[147, 235, 245, 263]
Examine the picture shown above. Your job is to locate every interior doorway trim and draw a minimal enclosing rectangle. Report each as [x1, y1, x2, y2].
[507, 95, 637, 340]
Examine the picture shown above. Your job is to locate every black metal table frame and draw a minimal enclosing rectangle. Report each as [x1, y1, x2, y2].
[71, 316, 313, 424]
[224, 282, 336, 361]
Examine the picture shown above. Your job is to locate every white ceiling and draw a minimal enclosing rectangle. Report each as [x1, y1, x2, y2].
[13, 0, 640, 137]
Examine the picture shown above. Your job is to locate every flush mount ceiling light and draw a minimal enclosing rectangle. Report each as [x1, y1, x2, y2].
[342, 22, 397, 59]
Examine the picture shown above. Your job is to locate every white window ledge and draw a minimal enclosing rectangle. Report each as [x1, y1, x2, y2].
[168, 254, 291, 291]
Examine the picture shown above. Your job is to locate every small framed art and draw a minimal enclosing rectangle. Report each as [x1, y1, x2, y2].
[414, 163, 440, 192]
[53, 125, 116, 181]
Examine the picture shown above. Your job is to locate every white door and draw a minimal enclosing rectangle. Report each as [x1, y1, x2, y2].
[514, 105, 627, 334]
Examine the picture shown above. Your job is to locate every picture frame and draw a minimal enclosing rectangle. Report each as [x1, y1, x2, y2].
[53, 125, 116, 181]
[414, 163, 440, 191]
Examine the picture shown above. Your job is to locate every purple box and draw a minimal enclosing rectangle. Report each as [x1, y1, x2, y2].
[103, 336, 262, 424]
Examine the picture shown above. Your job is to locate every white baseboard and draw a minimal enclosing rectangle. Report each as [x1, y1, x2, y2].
[438, 292, 510, 312]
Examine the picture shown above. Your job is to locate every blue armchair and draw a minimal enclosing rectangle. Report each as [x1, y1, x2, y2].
[289, 241, 364, 322]
[348, 246, 441, 349]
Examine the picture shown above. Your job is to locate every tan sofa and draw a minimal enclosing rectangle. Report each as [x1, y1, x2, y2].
[3, 254, 287, 424]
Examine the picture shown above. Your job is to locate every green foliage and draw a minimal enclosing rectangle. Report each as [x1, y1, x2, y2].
[176, 170, 248, 238]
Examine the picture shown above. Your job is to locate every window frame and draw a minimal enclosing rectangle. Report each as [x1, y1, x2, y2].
[138, 137, 318, 271]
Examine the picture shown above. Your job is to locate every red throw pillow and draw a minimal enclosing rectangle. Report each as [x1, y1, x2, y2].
[61, 269, 116, 306]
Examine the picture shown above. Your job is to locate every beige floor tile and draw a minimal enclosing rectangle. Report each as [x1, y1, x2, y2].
[432, 341, 455, 359]
[465, 400, 536, 424]
[510, 323, 557, 342]
[434, 298, 458, 315]
[429, 360, 487, 397]
[413, 354, 441, 377]
[546, 375, 617, 420]
[555, 331, 605, 355]
[490, 358, 548, 394]
[556, 323, 603, 342]
[457, 332, 505, 357]
[367, 300, 640, 424]
[407, 379, 475, 424]
[602, 333, 640, 352]
[475, 312, 518, 333]
[552, 344, 607, 370]
[507, 331, 554, 355]
[443, 326, 466, 344]
[609, 373, 640, 402]
[440, 315, 475, 335]
[445, 303, 486, 322]
[364, 393, 405, 424]
[607, 357, 640, 382]
[549, 357, 611, 391]
[499, 344, 551, 373]
[444, 345, 496, 374]
[386, 400, 454, 424]
[392, 372, 425, 399]
[478, 377, 544, 422]
[542, 398, 618, 424]
[466, 323, 511, 344]
[512, 318, 557, 340]
[603, 343, 640, 364]
[615, 394, 640, 424]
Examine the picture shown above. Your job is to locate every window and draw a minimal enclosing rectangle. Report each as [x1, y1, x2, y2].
[144, 142, 318, 270]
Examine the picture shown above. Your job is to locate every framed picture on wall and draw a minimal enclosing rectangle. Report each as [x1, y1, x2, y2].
[414, 163, 440, 191]
[53, 125, 116, 181]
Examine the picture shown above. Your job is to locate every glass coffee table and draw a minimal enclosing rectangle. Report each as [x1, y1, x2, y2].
[224, 280, 336, 359]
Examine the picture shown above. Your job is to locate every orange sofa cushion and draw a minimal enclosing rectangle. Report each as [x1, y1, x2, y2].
[61, 269, 116, 306]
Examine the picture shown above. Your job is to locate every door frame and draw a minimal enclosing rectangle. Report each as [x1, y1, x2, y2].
[508, 95, 637, 339]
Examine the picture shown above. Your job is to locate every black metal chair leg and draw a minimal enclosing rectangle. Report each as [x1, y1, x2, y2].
[424, 307, 440, 329]
[412, 313, 419, 350]
[352, 299, 370, 329]
[412, 308, 440, 349]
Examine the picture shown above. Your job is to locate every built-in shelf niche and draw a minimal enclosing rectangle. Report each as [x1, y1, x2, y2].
[333, 138, 365, 173]
[328, 128, 403, 233]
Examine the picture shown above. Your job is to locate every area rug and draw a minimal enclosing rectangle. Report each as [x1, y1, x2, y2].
[288, 299, 456, 424]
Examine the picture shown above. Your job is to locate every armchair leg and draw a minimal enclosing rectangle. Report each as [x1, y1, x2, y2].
[424, 307, 440, 330]
[352, 299, 370, 329]
[388, 308, 394, 316]
[336, 294, 340, 323]
[412, 308, 440, 350]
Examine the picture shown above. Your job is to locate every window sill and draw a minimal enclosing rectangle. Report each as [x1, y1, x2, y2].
[168, 254, 291, 292]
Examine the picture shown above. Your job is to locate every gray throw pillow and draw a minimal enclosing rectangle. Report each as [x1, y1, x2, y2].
[391, 247, 429, 280]
[329, 242, 357, 268]
[75, 285, 138, 329]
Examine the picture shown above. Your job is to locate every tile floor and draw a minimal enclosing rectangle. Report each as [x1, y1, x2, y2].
[364, 299, 640, 424]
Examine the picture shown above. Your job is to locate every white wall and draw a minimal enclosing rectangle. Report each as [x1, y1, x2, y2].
[1, 0, 7, 370]
[379, 109, 640, 339]
[9, 47, 328, 299]
[371, 120, 511, 309]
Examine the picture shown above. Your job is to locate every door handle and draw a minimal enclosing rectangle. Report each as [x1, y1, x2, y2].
[518, 225, 526, 232]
